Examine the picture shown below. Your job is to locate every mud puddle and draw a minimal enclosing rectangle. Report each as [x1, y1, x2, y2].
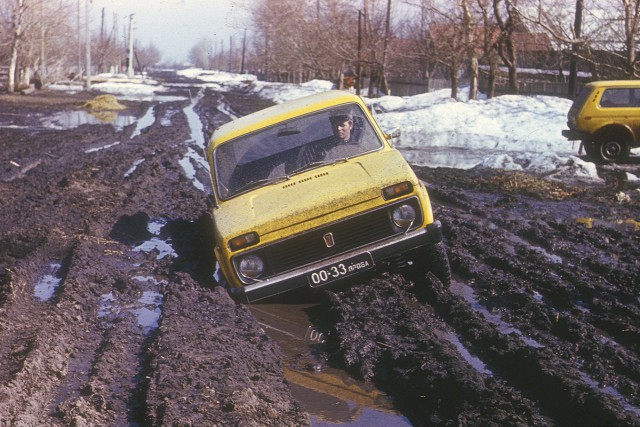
[41, 109, 136, 130]
[249, 301, 412, 426]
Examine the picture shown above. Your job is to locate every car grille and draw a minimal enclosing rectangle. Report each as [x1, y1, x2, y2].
[252, 198, 422, 277]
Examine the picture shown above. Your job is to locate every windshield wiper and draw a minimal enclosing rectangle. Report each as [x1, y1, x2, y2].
[289, 158, 348, 175]
[233, 175, 290, 194]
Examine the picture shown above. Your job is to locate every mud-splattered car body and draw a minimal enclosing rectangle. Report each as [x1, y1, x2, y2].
[205, 90, 449, 302]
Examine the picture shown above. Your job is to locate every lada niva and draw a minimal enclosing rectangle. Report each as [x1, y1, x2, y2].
[205, 90, 450, 302]
[562, 80, 640, 163]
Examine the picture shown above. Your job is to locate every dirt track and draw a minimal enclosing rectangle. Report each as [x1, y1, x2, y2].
[0, 74, 639, 426]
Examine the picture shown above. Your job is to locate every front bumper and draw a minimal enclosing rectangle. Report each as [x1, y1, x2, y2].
[230, 220, 443, 303]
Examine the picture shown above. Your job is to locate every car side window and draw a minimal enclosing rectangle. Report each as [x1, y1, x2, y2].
[599, 88, 635, 108]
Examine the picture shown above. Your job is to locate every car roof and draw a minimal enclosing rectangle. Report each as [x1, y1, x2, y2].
[587, 80, 640, 89]
[207, 90, 366, 149]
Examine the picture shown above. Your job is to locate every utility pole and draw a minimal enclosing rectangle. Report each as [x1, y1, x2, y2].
[241, 29, 247, 74]
[127, 14, 135, 78]
[228, 36, 233, 73]
[77, 0, 81, 77]
[85, 0, 91, 89]
[357, 10, 362, 96]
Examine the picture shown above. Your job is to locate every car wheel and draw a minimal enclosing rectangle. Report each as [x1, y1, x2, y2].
[407, 242, 452, 287]
[595, 138, 629, 163]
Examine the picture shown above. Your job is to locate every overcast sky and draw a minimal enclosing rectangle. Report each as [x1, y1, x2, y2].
[90, 0, 244, 64]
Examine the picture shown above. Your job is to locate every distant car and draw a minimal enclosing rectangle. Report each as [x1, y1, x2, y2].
[204, 90, 451, 303]
[562, 80, 640, 163]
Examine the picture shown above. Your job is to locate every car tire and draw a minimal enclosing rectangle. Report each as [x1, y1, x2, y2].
[595, 138, 629, 163]
[407, 241, 452, 287]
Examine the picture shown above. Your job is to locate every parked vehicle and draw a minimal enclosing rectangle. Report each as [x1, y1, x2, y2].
[562, 80, 640, 163]
[204, 90, 451, 302]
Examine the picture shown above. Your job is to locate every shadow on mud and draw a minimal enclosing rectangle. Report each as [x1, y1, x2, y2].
[109, 211, 216, 283]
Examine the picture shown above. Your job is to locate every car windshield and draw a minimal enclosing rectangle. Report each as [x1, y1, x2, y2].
[213, 103, 383, 199]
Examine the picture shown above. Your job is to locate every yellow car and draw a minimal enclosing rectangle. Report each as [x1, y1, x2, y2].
[563, 80, 640, 163]
[205, 90, 450, 302]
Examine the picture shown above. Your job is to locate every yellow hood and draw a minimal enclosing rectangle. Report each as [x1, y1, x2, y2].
[213, 150, 416, 244]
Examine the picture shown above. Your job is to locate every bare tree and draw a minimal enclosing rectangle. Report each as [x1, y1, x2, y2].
[475, 0, 500, 98]
[5, 0, 28, 92]
[621, 0, 640, 76]
[135, 42, 161, 73]
[1, 0, 78, 90]
[188, 38, 212, 69]
[392, 2, 439, 89]
[462, 0, 479, 99]
[493, 0, 519, 94]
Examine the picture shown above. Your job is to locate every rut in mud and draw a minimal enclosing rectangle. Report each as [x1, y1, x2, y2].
[0, 73, 639, 426]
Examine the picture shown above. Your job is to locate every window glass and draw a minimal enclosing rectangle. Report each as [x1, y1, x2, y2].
[214, 103, 383, 199]
[599, 88, 640, 108]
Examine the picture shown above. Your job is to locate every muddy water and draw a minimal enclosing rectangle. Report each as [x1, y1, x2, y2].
[249, 301, 412, 426]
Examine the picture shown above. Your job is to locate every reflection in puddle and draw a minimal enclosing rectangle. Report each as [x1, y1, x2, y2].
[250, 304, 411, 426]
[179, 147, 207, 191]
[98, 292, 116, 317]
[133, 219, 176, 259]
[183, 90, 206, 146]
[507, 233, 564, 264]
[474, 217, 564, 265]
[179, 89, 210, 191]
[578, 371, 640, 417]
[98, 278, 164, 334]
[34, 263, 62, 301]
[41, 110, 135, 130]
[130, 106, 155, 138]
[161, 109, 178, 127]
[442, 332, 493, 376]
[133, 290, 163, 332]
[85, 141, 121, 153]
[134, 238, 175, 259]
[216, 96, 240, 120]
[311, 407, 412, 427]
[400, 146, 486, 169]
[124, 159, 145, 178]
[450, 281, 545, 349]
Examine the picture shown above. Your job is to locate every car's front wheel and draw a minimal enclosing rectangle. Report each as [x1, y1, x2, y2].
[595, 138, 629, 163]
[406, 242, 452, 287]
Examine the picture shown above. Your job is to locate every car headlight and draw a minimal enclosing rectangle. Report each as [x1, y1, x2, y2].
[238, 254, 265, 279]
[392, 204, 416, 228]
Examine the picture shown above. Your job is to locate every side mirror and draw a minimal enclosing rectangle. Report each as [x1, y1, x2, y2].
[385, 128, 401, 140]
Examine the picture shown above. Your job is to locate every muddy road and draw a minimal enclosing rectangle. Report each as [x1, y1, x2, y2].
[0, 74, 639, 426]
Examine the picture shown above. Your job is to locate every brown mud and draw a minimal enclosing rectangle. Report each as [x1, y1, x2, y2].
[0, 73, 638, 426]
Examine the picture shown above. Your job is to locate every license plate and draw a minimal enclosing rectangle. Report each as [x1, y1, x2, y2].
[307, 253, 374, 287]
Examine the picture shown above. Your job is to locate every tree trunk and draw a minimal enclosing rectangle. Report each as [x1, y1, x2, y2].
[380, 0, 392, 96]
[568, 0, 583, 98]
[488, 58, 496, 98]
[450, 65, 459, 99]
[8, 0, 27, 94]
[622, 0, 640, 77]
[462, 0, 477, 100]
[493, 0, 519, 94]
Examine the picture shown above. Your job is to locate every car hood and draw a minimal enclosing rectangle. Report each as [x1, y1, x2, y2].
[213, 150, 415, 243]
